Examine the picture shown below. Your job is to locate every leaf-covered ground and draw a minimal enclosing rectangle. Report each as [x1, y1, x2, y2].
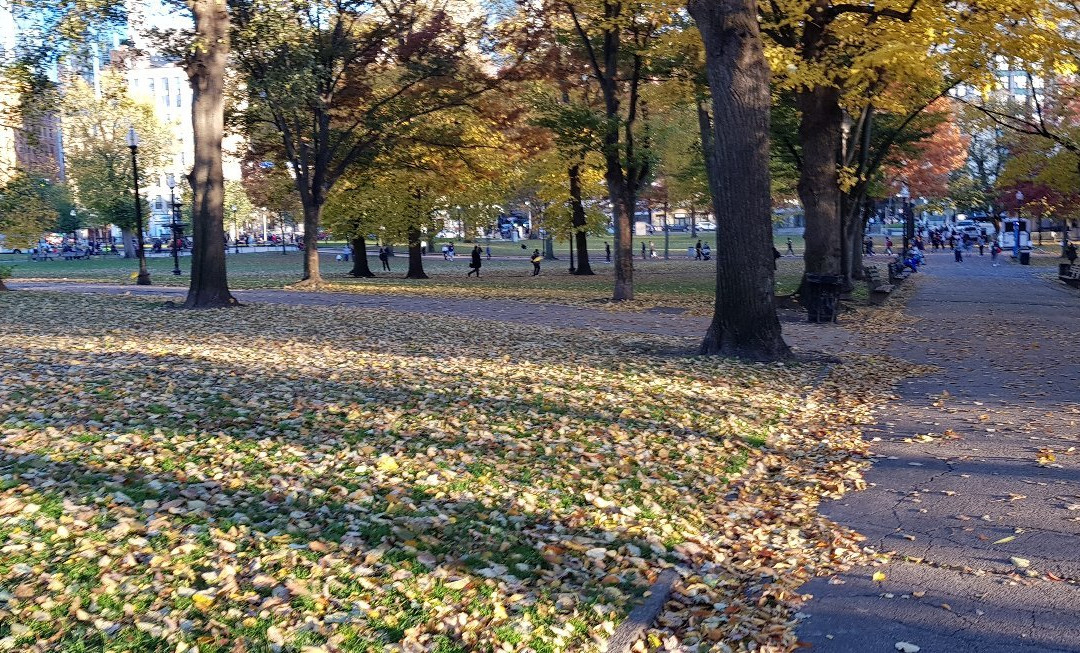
[1, 292, 912, 652]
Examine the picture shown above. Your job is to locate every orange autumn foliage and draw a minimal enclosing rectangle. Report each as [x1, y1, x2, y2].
[886, 99, 969, 200]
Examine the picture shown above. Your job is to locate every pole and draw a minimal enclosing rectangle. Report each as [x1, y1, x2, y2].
[663, 200, 669, 260]
[280, 217, 287, 255]
[128, 144, 151, 285]
[170, 188, 181, 275]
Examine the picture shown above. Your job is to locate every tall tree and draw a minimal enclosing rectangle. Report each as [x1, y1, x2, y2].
[61, 73, 171, 259]
[553, 0, 661, 298]
[232, 0, 498, 286]
[689, 0, 789, 360]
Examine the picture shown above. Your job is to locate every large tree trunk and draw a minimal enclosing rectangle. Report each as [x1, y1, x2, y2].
[183, 0, 237, 309]
[690, 0, 789, 361]
[405, 226, 427, 279]
[608, 171, 634, 299]
[568, 164, 593, 275]
[349, 235, 374, 277]
[299, 202, 323, 284]
[797, 85, 844, 280]
[121, 227, 135, 259]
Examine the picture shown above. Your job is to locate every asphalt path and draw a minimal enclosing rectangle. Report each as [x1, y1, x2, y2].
[797, 253, 1080, 652]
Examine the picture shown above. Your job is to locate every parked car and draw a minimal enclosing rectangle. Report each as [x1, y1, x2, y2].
[697, 222, 717, 231]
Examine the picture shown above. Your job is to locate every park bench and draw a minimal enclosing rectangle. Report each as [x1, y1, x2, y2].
[863, 265, 893, 296]
[31, 252, 55, 261]
[62, 250, 89, 261]
[1060, 263, 1080, 288]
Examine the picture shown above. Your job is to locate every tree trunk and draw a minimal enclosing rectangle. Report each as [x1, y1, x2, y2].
[690, 0, 789, 361]
[182, 0, 237, 309]
[568, 163, 593, 275]
[608, 172, 635, 300]
[689, 205, 697, 239]
[405, 225, 427, 279]
[349, 234, 374, 278]
[797, 85, 844, 280]
[299, 202, 323, 284]
[121, 227, 135, 259]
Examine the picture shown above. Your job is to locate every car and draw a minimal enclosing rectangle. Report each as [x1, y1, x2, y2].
[697, 222, 717, 231]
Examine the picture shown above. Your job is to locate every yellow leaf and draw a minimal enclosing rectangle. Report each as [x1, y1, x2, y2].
[872, 571, 887, 583]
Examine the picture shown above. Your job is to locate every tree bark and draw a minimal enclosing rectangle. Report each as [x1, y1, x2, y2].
[607, 166, 634, 299]
[349, 234, 374, 277]
[299, 202, 323, 284]
[690, 0, 789, 361]
[183, 0, 237, 309]
[797, 85, 844, 280]
[405, 225, 427, 279]
[569, 164, 593, 274]
[121, 227, 135, 259]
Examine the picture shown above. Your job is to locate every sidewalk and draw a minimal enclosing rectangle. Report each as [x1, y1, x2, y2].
[797, 255, 1080, 652]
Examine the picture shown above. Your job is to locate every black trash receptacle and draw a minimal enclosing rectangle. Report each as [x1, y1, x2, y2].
[1020, 251, 1031, 265]
[804, 274, 843, 323]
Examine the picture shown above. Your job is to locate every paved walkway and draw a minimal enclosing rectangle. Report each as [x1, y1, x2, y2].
[797, 254, 1080, 652]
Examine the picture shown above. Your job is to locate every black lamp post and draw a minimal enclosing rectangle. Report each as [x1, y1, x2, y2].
[232, 205, 240, 254]
[166, 174, 185, 276]
[125, 127, 151, 285]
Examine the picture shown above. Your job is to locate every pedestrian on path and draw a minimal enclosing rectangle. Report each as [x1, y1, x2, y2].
[605, 242, 611, 262]
[978, 235, 985, 255]
[649, 241, 657, 259]
[885, 237, 893, 255]
[696, 240, 703, 260]
[485, 245, 491, 260]
[954, 242, 964, 263]
[641, 241, 646, 260]
[786, 237, 794, 255]
[991, 243, 1001, 266]
[531, 249, 542, 276]
[467, 245, 482, 277]
[379, 246, 391, 272]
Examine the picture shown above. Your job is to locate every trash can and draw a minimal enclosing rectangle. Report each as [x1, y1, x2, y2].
[804, 274, 843, 323]
[1020, 251, 1031, 265]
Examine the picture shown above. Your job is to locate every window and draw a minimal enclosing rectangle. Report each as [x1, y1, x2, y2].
[176, 94, 182, 108]
[164, 94, 170, 107]
[162, 77, 169, 93]
[154, 196, 163, 210]
[148, 79, 155, 94]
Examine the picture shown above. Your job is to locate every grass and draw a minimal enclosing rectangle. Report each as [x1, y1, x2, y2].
[1, 241, 808, 315]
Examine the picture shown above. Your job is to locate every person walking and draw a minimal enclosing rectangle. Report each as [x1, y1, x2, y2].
[641, 241, 646, 260]
[467, 245, 482, 277]
[649, 241, 657, 259]
[379, 246, 391, 272]
[954, 241, 964, 263]
[605, 242, 611, 262]
[695, 240, 703, 260]
[485, 245, 491, 260]
[1066, 241, 1077, 264]
[991, 243, 1001, 266]
[786, 237, 794, 255]
[531, 249, 543, 276]
[447, 243, 455, 261]
[885, 237, 893, 255]
[977, 235, 985, 256]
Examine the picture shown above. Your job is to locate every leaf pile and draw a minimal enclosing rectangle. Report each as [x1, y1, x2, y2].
[0, 292, 914, 652]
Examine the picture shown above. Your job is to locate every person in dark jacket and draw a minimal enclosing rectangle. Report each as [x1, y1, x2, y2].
[468, 245, 482, 277]
[531, 249, 543, 276]
[378, 246, 391, 272]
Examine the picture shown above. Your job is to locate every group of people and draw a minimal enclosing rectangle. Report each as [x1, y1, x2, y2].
[693, 240, 712, 261]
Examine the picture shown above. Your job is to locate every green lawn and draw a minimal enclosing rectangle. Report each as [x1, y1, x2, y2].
[2, 246, 808, 315]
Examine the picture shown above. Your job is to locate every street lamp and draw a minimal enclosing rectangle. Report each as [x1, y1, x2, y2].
[165, 174, 185, 276]
[1014, 190, 1024, 259]
[125, 126, 151, 285]
[899, 186, 913, 256]
[232, 205, 240, 254]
